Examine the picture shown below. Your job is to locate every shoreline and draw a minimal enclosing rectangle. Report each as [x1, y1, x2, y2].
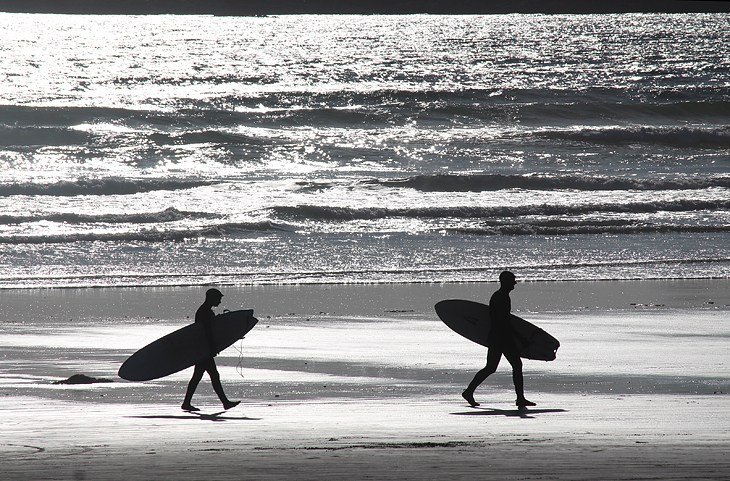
[1, 279, 727, 324]
[2, 274, 729, 287]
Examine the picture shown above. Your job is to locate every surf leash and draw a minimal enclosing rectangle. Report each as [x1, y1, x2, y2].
[233, 337, 246, 379]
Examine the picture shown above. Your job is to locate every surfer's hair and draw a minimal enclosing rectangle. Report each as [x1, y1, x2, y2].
[499, 271, 516, 283]
[206, 288, 224, 300]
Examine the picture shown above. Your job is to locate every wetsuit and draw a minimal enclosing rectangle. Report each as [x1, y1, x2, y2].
[464, 288, 525, 399]
[182, 304, 228, 406]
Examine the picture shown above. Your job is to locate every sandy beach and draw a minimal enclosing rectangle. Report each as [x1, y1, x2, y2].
[1, 280, 729, 480]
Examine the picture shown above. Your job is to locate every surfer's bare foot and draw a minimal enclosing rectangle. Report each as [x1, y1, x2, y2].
[181, 403, 200, 412]
[516, 399, 536, 408]
[462, 390, 480, 407]
[223, 400, 240, 410]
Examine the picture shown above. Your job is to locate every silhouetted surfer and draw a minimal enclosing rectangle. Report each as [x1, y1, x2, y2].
[462, 271, 536, 408]
[181, 288, 240, 411]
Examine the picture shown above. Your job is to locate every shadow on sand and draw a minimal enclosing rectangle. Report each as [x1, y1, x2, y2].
[129, 411, 260, 422]
[452, 407, 567, 419]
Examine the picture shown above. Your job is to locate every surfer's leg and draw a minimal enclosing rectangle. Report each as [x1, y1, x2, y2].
[182, 364, 206, 410]
[203, 359, 226, 401]
[504, 350, 535, 407]
[204, 359, 240, 409]
[463, 348, 502, 405]
[505, 350, 524, 399]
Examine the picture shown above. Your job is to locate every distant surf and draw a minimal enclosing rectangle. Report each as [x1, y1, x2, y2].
[365, 174, 730, 192]
[0, 13, 727, 287]
[0, 178, 215, 196]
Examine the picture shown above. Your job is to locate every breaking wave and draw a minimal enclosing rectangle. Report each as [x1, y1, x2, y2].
[0, 221, 291, 244]
[371, 174, 730, 192]
[149, 130, 275, 146]
[271, 199, 730, 221]
[0, 207, 217, 225]
[450, 224, 730, 236]
[0, 177, 215, 196]
[539, 125, 730, 148]
[0, 125, 92, 146]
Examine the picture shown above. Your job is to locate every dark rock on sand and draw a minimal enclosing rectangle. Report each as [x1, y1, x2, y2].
[53, 374, 114, 385]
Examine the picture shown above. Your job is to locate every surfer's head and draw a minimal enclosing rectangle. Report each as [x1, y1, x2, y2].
[498, 271, 517, 291]
[205, 288, 224, 305]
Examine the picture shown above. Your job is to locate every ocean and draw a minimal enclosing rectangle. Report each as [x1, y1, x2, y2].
[0, 13, 728, 288]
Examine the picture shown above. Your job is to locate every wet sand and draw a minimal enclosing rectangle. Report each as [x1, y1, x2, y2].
[1, 280, 728, 480]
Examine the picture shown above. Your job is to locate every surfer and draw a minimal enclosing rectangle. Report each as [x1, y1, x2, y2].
[181, 288, 240, 411]
[461, 271, 536, 409]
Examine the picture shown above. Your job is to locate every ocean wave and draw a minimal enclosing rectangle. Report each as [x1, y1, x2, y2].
[0, 177, 215, 196]
[419, 100, 730, 125]
[539, 125, 730, 148]
[371, 174, 730, 192]
[109, 73, 278, 87]
[4, 93, 728, 138]
[450, 224, 730, 236]
[0, 105, 251, 137]
[0, 221, 290, 244]
[218, 86, 730, 109]
[0, 207, 217, 225]
[3, 256, 727, 288]
[272, 199, 730, 221]
[149, 130, 276, 146]
[212, 87, 730, 120]
[0, 125, 92, 146]
[0, 104, 139, 127]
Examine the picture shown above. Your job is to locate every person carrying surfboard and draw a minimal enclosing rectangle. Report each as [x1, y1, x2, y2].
[461, 271, 536, 408]
[181, 288, 240, 411]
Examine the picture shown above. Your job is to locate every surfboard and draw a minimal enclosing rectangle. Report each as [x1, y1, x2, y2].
[118, 309, 258, 381]
[435, 299, 559, 361]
